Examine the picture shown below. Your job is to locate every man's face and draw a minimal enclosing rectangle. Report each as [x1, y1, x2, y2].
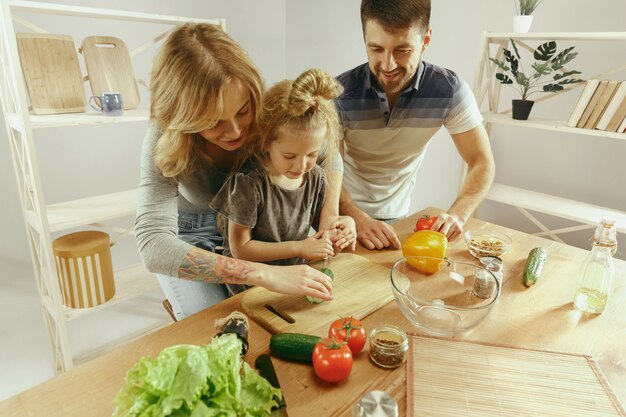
[364, 19, 431, 96]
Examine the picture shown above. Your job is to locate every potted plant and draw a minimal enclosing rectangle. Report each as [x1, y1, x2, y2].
[490, 40, 583, 120]
[514, 0, 542, 33]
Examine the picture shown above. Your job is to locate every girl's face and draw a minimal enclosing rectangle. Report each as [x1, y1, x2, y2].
[199, 78, 254, 152]
[267, 125, 326, 180]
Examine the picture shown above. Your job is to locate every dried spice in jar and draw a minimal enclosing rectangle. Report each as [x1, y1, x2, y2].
[369, 325, 408, 368]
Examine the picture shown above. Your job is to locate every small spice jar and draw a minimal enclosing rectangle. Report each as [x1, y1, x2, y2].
[369, 325, 408, 368]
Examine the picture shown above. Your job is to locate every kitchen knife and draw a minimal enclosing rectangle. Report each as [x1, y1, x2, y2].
[255, 354, 288, 417]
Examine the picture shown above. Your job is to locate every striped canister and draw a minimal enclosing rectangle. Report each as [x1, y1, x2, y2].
[53, 231, 116, 308]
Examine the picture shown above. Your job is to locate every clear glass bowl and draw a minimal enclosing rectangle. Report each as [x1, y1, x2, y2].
[390, 257, 500, 336]
[463, 230, 512, 258]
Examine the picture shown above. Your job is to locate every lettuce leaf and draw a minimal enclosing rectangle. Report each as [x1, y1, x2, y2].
[112, 334, 281, 417]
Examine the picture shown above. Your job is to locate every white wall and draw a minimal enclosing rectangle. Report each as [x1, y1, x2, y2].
[1, 0, 625, 271]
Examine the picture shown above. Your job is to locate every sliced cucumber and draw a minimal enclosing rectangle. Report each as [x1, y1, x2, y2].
[305, 267, 335, 304]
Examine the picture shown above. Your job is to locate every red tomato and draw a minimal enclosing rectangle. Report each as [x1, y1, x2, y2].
[414, 215, 437, 232]
[312, 338, 353, 383]
[328, 317, 367, 354]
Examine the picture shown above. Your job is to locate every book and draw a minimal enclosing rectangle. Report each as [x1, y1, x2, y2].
[576, 80, 608, 128]
[582, 80, 619, 129]
[596, 81, 626, 131]
[616, 114, 626, 133]
[566, 80, 601, 127]
[604, 96, 626, 132]
[606, 97, 626, 132]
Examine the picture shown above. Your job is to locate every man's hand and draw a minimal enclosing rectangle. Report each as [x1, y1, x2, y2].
[355, 214, 401, 250]
[430, 212, 464, 241]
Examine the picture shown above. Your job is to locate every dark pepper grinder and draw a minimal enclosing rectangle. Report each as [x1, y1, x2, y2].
[215, 311, 250, 355]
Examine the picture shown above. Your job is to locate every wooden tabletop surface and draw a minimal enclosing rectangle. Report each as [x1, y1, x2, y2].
[2, 207, 625, 417]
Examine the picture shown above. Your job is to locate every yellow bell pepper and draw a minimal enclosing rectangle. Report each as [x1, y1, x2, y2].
[401, 230, 448, 273]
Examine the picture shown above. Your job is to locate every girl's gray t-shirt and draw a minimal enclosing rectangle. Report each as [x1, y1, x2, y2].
[210, 160, 326, 266]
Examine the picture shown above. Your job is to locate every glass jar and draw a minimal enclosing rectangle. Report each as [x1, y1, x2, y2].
[369, 325, 408, 368]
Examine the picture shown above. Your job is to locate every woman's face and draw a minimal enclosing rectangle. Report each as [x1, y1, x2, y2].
[199, 78, 254, 151]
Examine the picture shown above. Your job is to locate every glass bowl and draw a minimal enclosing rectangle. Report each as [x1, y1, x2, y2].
[390, 257, 500, 336]
[463, 230, 512, 258]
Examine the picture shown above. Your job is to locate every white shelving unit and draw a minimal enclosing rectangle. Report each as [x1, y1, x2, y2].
[0, 0, 224, 373]
[473, 32, 626, 242]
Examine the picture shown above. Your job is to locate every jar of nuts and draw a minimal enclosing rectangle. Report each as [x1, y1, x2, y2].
[369, 325, 408, 368]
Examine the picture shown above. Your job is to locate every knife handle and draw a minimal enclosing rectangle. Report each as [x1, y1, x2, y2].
[255, 354, 286, 408]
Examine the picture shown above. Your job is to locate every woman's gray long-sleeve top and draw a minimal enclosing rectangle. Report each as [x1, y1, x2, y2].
[134, 125, 227, 277]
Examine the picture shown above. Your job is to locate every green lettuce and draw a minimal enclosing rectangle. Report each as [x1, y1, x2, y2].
[112, 334, 281, 417]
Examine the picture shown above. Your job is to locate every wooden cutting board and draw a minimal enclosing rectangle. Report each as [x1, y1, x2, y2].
[80, 36, 139, 109]
[16, 33, 86, 114]
[241, 253, 395, 335]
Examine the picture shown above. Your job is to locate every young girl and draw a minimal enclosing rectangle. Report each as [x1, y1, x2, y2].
[210, 68, 354, 291]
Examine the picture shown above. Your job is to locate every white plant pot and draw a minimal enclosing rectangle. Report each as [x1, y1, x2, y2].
[513, 15, 534, 33]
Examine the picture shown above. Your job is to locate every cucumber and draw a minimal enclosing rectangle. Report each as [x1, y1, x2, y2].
[306, 267, 335, 304]
[523, 247, 547, 287]
[269, 333, 321, 364]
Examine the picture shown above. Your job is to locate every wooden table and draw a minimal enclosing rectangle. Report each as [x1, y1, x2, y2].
[2, 207, 625, 417]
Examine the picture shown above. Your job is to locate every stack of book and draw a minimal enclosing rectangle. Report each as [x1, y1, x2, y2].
[566, 79, 626, 133]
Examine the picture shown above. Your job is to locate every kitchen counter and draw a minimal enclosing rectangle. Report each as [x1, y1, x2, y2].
[1, 207, 625, 416]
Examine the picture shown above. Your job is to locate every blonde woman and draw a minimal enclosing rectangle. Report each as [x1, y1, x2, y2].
[211, 69, 355, 295]
[135, 24, 350, 321]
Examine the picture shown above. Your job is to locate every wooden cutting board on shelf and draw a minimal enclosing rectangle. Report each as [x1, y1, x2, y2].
[240, 253, 395, 335]
[16, 33, 86, 114]
[80, 36, 139, 109]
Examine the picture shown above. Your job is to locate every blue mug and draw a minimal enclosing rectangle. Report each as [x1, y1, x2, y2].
[89, 92, 123, 116]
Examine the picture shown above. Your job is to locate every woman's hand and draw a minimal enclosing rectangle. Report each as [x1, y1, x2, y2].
[249, 263, 334, 301]
[327, 215, 357, 252]
[298, 230, 334, 261]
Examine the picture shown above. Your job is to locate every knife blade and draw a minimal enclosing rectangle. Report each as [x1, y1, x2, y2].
[255, 354, 289, 417]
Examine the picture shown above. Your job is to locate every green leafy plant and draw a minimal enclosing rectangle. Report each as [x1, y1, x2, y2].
[515, 0, 542, 15]
[490, 40, 584, 101]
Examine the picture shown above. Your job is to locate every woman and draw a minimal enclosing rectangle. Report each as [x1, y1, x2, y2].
[135, 23, 352, 321]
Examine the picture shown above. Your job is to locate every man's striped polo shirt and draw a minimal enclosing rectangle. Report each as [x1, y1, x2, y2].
[335, 61, 483, 220]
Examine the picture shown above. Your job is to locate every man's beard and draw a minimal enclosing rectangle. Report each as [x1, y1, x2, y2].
[374, 66, 411, 94]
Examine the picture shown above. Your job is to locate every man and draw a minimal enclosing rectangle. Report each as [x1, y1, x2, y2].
[336, 0, 495, 250]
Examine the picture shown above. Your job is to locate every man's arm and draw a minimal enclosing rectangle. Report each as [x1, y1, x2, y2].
[432, 124, 495, 240]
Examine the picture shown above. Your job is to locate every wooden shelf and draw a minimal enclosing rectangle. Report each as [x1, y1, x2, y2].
[44, 189, 137, 233]
[484, 32, 626, 41]
[41, 263, 159, 321]
[483, 112, 626, 141]
[486, 183, 626, 233]
[10, 0, 218, 25]
[28, 109, 149, 128]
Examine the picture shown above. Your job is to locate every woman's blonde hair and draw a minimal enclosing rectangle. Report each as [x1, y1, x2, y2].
[245, 68, 343, 175]
[150, 22, 264, 178]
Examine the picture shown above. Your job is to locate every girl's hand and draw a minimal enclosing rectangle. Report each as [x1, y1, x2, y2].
[299, 230, 334, 261]
[328, 215, 357, 252]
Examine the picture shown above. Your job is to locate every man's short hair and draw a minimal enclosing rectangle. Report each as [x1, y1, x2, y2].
[360, 0, 431, 33]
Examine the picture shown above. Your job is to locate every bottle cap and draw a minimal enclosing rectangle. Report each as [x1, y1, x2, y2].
[601, 217, 616, 226]
[353, 390, 398, 417]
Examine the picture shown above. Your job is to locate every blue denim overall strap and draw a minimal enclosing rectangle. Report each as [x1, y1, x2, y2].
[156, 211, 228, 320]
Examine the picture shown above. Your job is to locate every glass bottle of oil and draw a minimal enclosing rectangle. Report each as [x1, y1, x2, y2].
[573, 218, 617, 314]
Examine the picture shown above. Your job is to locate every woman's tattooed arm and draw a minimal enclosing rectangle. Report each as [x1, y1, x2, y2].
[179, 247, 255, 284]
